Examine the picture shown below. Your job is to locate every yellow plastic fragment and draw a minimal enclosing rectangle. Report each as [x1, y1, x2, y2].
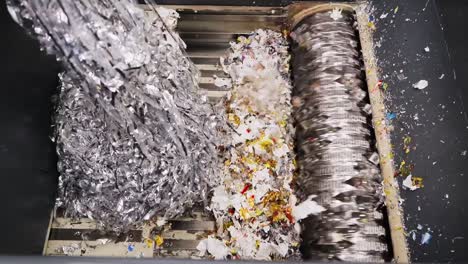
[155, 235, 164, 247]
[367, 21, 376, 30]
[145, 238, 154, 248]
[412, 177, 424, 188]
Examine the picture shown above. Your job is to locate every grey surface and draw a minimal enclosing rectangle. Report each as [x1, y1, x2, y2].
[372, 0, 468, 262]
[0, 1, 59, 255]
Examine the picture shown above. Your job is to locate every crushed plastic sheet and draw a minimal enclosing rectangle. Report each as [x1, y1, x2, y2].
[197, 237, 230, 260]
[402, 175, 422, 191]
[8, 1, 223, 231]
[198, 29, 309, 260]
[413, 80, 429, 90]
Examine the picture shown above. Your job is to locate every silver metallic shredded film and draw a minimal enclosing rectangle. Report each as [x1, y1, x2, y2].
[290, 11, 388, 262]
[7, 0, 222, 231]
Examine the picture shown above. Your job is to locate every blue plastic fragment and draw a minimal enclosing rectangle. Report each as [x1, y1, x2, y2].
[386, 112, 397, 120]
[128, 244, 135, 252]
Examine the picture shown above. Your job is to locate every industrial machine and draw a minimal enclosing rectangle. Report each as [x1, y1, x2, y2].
[1, 0, 467, 263]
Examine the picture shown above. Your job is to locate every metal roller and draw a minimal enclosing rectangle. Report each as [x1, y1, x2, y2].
[290, 11, 388, 262]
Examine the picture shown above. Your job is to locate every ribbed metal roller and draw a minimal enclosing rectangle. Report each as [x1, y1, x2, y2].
[290, 10, 389, 262]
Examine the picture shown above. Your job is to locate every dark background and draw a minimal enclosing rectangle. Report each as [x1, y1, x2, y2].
[1, 0, 467, 261]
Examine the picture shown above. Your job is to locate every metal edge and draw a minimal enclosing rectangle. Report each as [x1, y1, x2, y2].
[287, 2, 356, 29]
[42, 209, 55, 255]
[355, 5, 410, 263]
[140, 4, 286, 14]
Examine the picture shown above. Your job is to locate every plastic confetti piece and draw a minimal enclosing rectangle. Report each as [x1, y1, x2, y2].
[386, 112, 397, 120]
[421, 232, 432, 245]
[127, 244, 135, 252]
[413, 80, 428, 90]
[403, 136, 412, 154]
[394, 6, 399, 14]
[155, 235, 164, 247]
[382, 82, 389, 91]
[145, 238, 154, 248]
[402, 175, 422, 191]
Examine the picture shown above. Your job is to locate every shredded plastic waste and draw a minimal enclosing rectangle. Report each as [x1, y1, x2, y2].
[8, 0, 222, 231]
[199, 29, 314, 260]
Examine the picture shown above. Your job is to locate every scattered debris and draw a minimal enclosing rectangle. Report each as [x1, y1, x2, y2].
[380, 13, 389, 19]
[424, 46, 430, 52]
[197, 237, 230, 260]
[403, 136, 412, 154]
[439, 74, 445, 79]
[402, 175, 423, 191]
[461, 150, 467, 156]
[398, 160, 413, 177]
[397, 73, 407, 80]
[413, 80, 429, 90]
[394, 6, 399, 14]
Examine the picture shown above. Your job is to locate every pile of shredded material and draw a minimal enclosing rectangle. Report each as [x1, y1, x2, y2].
[8, 0, 221, 231]
[197, 30, 324, 260]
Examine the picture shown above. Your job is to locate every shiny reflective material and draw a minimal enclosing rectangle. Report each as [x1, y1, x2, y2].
[8, 0, 222, 231]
